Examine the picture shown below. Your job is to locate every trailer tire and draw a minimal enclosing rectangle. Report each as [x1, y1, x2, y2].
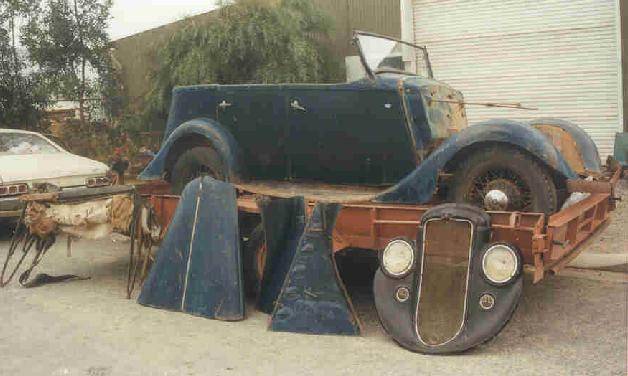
[448, 146, 559, 214]
[171, 146, 226, 194]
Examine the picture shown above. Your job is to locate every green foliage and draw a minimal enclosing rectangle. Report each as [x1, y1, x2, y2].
[143, 0, 342, 123]
[21, 0, 119, 124]
[55, 117, 135, 163]
[0, 1, 48, 129]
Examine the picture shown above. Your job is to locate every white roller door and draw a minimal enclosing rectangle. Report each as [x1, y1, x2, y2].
[410, 0, 623, 157]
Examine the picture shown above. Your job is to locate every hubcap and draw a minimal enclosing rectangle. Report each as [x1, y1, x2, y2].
[484, 189, 509, 211]
[468, 170, 532, 211]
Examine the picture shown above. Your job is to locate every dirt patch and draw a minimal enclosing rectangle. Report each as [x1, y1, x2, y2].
[573, 177, 628, 272]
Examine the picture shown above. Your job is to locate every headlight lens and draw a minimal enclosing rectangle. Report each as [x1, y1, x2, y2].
[482, 244, 520, 285]
[382, 239, 415, 278]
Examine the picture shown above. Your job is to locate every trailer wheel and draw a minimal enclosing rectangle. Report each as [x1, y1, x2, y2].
[448, 146, 559, 214]
[171, 146, 226, 194]
[243, 224, 267, 296]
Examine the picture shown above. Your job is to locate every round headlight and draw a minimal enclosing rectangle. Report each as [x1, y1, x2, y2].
[482, 244, 520, 285]
[382, 239, 415, 278]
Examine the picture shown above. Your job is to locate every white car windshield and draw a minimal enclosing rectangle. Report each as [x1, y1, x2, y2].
[0, 133, 61, 155]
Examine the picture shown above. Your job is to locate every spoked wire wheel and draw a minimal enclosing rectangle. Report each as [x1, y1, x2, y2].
[465, 168, 533, 211]
[448, 147, 560, 214]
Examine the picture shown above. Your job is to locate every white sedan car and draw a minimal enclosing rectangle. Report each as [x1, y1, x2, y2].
[0, 129, 111, 218]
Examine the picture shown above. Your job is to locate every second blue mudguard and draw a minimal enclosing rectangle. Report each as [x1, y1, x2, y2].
[270, 203, 361, 335]
[257, 197, 307, 314]
[137, 176, 244, 321]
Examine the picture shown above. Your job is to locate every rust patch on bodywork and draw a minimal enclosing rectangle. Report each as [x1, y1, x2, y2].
[532, 124, 586, 174]
[421, 85, 467, 139]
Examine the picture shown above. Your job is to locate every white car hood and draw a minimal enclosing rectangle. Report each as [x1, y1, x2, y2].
[0, 153, 109, 184]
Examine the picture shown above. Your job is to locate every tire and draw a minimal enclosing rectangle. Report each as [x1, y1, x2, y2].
[170, 146, 226, 194]
[243, 224, 266, 297]
[448, 146, 559, 214]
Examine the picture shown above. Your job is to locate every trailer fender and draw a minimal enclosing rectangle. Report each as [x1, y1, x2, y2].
[376, 119, 578, 204]
[138, 118, 242, 182]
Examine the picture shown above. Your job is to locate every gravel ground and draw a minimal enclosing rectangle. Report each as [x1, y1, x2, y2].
[578, 178, 628, 272]
[0, 180, 626, 376]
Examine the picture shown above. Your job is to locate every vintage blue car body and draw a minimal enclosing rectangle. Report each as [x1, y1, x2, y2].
[140, 72, 582, 204]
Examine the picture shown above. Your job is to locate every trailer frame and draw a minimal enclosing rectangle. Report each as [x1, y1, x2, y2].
[139, 166, 621, 284]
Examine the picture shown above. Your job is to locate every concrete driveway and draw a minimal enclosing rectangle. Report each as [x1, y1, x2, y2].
[0, 182, 626, 376]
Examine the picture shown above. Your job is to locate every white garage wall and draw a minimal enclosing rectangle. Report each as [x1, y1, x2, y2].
[411, 0, 623, 157]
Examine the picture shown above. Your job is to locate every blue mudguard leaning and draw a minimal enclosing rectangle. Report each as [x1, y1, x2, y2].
[269, 203, 361, 336]
[257, 197, 307, 314]
[137, 176, 244, 321]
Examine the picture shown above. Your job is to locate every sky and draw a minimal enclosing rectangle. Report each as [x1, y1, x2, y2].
[108, 0, 218, 40]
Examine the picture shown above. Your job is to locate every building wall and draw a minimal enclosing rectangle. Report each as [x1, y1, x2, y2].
[112, 0, 401, 107]
[313, 0, 401, 59]
[410, 0, 622, 157]
[112, 12, 218, 109]
[622, 0, 627, 132]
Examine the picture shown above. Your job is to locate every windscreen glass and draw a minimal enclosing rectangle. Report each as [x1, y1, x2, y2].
[0, 133, 61, 155]
[356, 34, 430, 76]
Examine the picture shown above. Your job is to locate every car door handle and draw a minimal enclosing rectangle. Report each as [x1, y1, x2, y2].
[218, 100, 232, 110]
[290, 100, 306, 112]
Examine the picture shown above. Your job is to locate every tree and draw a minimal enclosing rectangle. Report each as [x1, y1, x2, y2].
[21, 0, 116, 126]
[143, 0, 341, 124]
[0, 1, 48, 129]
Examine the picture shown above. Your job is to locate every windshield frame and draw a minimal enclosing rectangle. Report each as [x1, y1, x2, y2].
[353, 30, 434, 80]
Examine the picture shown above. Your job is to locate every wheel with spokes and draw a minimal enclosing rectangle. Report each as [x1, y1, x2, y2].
[448, 146, 559, 214]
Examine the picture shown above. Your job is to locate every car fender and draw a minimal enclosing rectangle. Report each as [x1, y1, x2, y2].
[528, 118, 602, 173]
[376, 119, 578, 204]
[138, 118, 242, 182]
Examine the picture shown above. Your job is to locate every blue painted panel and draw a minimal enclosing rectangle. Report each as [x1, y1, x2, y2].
[138, 176, 244, 321]
[257, 197, 306, 314]
[270, 203, 360, 336]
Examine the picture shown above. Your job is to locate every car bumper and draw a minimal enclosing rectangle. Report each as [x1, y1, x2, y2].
[0, 185, 135, 218]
